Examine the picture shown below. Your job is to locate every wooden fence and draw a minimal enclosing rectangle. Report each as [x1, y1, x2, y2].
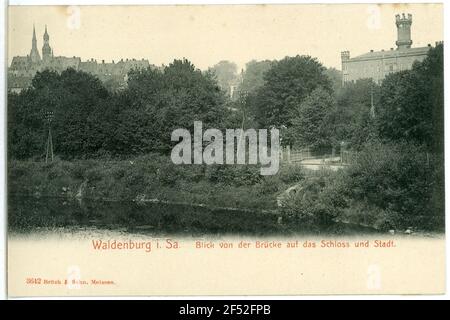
[340, 150, 357, 165]
[281, 146, 357, 165]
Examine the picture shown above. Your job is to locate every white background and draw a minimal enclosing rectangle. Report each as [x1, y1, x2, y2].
[0, 0, 448, 300]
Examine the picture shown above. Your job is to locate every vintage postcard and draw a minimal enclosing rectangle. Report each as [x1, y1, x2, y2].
[6, 3, 445, 297]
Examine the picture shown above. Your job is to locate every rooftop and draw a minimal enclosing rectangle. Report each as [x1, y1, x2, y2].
[349, 46, 431, 62]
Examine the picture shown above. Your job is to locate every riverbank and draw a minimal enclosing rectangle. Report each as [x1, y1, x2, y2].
[8, 155, 304, 211]
[8, 151, 445, 233]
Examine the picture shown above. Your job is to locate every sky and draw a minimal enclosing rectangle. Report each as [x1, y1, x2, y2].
[8, 3, 443, 71]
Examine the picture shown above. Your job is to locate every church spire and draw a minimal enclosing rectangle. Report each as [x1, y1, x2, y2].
[30, 23, 41, 63]
[32, 24, 37, 41]
[42, 24, 52, 61]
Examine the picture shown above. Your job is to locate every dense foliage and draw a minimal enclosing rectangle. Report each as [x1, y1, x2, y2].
[8, 59, 227, 159]
[7, 45, 445, 231]
[208, 60, 239, 94]
[377, 44, 444, 153]
[249, 55, 332, 131]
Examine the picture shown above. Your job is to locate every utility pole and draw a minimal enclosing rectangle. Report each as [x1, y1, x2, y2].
[370, 81, 376, 118]
[44, 110, 54, 163]
[237, 90, 248, 155]
[240, 90, 248, 131]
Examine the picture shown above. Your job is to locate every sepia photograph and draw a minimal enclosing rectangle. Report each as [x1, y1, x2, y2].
[4, 2, 446, 297]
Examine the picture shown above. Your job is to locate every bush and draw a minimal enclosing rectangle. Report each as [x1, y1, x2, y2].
[69, 162, 90, 180]
[255, 176, 282, 196]
[280, 173, 339, 229]
[47, 162, 68, 180]
[156, 162, 184, 186]
[278, 164, 305, 183]
[204, 165, 261, 186]
[278, 141, 444, 231]
[7, 142, 444, 232]
[85, 167, 103, 183]
[341, 141, 443, 230]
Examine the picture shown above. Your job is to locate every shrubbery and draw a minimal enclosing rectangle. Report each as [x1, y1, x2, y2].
[342, 141, 443, 230]
[279, 169, 341, 230]
[8, 60, 228, 160]
[8, 143, 444, 231]
[7, 46, 445, 232]
[279, 141, 444, 231]
[8, 156, 307, 211]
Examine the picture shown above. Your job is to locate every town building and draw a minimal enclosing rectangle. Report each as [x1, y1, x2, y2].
[8, 25, 151, 92]
[341, 13, 440, 85]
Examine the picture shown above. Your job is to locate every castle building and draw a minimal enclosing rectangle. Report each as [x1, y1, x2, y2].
[8, 25, 151, 92]
[341, 14, 439, 85]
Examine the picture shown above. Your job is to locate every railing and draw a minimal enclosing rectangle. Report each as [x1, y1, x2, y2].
[281, 146, 335, 163]
[290, 147, 312, 162]
[280, 146, 357, 166]
[341, 150, 357, 165]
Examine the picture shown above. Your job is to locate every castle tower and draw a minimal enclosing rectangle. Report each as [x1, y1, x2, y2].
[42, 25, 52, 62]
[340, 51, 350, 62]
[341, 51, 350, 85]
[29, 24, 41, 63]
[395, 13, 413, 50]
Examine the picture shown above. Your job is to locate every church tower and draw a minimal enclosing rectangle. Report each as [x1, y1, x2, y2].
[29, 24, 41, 63]
[42, 25, 52, 62]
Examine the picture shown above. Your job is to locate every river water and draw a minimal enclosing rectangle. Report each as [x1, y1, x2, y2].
[8, 196, 379, 236]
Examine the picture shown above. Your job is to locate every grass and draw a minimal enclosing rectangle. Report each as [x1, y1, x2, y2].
[8, 146, 444, 233]
[7, 154, 306, 211]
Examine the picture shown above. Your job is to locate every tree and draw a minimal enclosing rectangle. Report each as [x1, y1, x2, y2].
[8, 69, 111, 160]
[123, 59, 228, 152]
[376, 44, 443, 153]
[342, 141, 443, 230]
[208, 60, 238, 95]
[288, 87, 336, 150]
[7, 90, 46, 159]
[414, 43, 444, 154]
[53, 69, 110, 158]
[8, 60, 229, 160]
[333, 79, 379, 150]
[251, 55, 332, 129]
[238, 60, 273, 94]
[324, 67, 342, 94]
